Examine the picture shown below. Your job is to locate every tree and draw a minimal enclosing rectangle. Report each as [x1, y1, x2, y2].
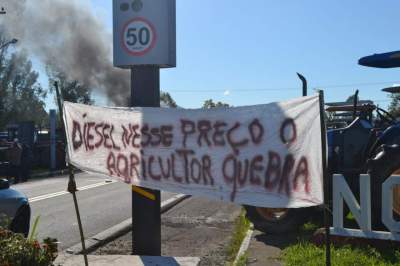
[47, 69, 93, 105]
[160, 91, 177, 108]
[202, 99, 230, 109]
[346, 93, 359, 104]
[388, 93, 400, 118]
[0, 41, 47, 129]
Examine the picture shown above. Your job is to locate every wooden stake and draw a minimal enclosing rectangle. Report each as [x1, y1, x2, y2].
[54, 82, 88, 266]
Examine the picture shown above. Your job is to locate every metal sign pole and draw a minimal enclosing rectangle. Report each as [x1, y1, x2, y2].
[49, 110, 56, 172]
[130, 66, 161, 255]
[319, 90, 331, 266]
[113, 0, 173, 255]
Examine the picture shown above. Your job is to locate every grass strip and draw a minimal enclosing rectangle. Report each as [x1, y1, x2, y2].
[235, 252, 248, 266]
[225, 209, 251, 265]
[284, 242, 400, 266]
[282, 221, 400, 266]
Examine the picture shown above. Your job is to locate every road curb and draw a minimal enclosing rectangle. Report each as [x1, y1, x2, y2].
[55, 254, 201, 266]
[233, 223, 254, 265]
[31, 169, 82, 179]
[66, 194, 190, 255]
[31, 169, 66, 178]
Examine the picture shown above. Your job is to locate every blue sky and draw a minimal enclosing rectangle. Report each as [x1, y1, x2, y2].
[45, 0, 400, 109]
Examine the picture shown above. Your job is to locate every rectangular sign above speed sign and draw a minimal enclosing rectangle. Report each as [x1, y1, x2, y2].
[113, 0, 176, 68]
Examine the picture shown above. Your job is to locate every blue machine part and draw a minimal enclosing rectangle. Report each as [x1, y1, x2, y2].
[359, 50, 400, 68]
[376, 123, 400, 147]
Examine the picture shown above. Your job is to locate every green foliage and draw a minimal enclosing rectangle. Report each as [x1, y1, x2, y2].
[225, 209, 251, 265]
[282, 220, 400, 266]
[345, 93, 359, 104]
[0, 213, 11, 228]
[0, 34, 48, 129]
[283, 242, 400, 266]
[160, 91, 177, 108]
[301, 221, 319, 232]
[235, 252, 248, 266]
[202, 99, 230, 109]
[388, 93, 400, 118]
[0, 226, 58, 266]
[29, 216, 40, 242]
[47, 69, 93, 105]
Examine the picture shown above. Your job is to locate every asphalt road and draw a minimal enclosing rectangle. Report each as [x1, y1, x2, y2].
[13, 172, 176, 250]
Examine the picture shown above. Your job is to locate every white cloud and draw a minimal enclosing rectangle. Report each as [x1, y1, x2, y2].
[223, 89, 230, 96]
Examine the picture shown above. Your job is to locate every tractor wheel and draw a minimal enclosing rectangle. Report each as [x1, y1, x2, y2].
[244, 205, 314, 234]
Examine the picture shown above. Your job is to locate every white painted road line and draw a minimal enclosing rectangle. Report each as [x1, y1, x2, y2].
[29, 180, 118, 203]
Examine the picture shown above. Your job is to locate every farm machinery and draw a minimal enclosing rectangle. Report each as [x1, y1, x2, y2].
[245, 52, 400, 233]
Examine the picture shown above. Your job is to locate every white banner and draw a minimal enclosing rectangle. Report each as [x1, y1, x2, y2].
[63, 95, 323, 208]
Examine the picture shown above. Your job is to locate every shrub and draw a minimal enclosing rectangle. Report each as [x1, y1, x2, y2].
[0, 226, 58, 266]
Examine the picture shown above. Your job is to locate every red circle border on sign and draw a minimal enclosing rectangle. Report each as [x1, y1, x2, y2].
[121, 17, 157, 56]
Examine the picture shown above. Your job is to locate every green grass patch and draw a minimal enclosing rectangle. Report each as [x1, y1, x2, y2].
[283, 242, 400, 266]
[282, 219, 400, 266]
[225, 209, 251, 265]
[345, 211, 355, 221]
[235, 252, 248, 266]
[301, 221, 319, 233]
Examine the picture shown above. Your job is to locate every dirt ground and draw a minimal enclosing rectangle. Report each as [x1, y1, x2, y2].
[93, 197, 242, 265]
[245, 230, 288, 266]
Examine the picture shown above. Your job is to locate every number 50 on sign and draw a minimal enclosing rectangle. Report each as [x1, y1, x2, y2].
[113, 0, 176, 68]
[122, 17, 157, 56]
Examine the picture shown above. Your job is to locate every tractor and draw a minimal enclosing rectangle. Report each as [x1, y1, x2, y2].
[245, 52, 400, 233]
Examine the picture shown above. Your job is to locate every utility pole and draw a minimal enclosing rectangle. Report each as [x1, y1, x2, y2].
[49, 109, 57, 173]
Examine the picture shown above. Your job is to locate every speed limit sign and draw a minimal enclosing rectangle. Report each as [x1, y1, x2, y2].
[122, 17, 156, 56]
[113, 0, 176, 68]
